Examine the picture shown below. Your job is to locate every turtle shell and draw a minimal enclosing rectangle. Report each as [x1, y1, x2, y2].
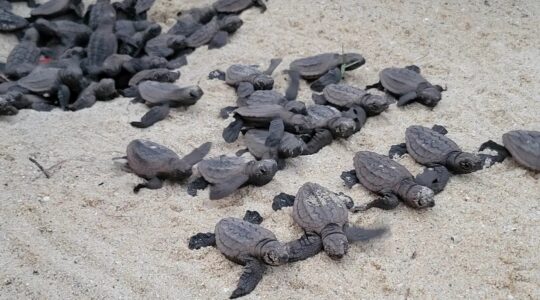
[197, 155, 246, 184]
[225, 64, 262, 85]
[235, 104, 290, 120]
[185, 17, 218, 48]
[323, 84, 367, 107]
[0, 7, 28, 32]
[405, 125, 461, 165]
[239, 90, 287, 107]
[145, 34, 183, 58]
[215, 217, 276, 259]
[502, 130, 540, 171]
[213, 0, 253, 13]
[290, 53, 343, 79]
[293, 182, 348, 233]
[379, 67, 427, 95]
[306, 105, 341, 128]
[126, 139, 179, 179]
[5, 40, 40, 76]
[31, 0, 83, 18]
[353, 151, 413, 193]
[138, 81, 201, 105]
[167, 14, 202, 36]
[245, 129, 304, 158]
[18, 67, 60, 92]
[129, 69, 180, 86]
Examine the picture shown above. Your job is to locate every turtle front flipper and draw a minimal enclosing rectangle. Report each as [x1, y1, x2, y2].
[130, 104, 170, 128]
[57, 84, 71, 110]
[405, 65, 421, 73]
[343, 224, 388, 243]
[208, 30, 228, 49]
[134, 177, 163, 193]
[209, 174, 249, 200]
[310, 67, 341, 92]
[262, 58, 282, 76]
[340, 170, 359, 189]
[187, 177, 209, 197]
[236, 82, 254, 98]
[230, 256, 267, 299]
[265, 118, 285, 147]
[478, 140, 510, 167]
[352, 191, 400, 211]
[284, 70, 300, 100]
[415, 165, 451, 194]
[389, 143, 408, 158]
[397, 91, 418, 106]
[223, 117, 244, 143]
[285, 233, 323, 263]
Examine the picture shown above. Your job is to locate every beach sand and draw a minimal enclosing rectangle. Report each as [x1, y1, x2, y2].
[1, 0, 539, 299]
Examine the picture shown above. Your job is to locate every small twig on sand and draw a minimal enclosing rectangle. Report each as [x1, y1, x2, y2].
[28, 157, 50, 179]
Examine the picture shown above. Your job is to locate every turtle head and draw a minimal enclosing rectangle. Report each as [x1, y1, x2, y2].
[321, 224, 348, 260]
[416, 82, 442, 107]
[182, 85, 204, 101]
[290, 114, 312, 134]
[403, 184, 435, 209]
[167, 36, 187, 50]
[447, 152, 483, 174]
[261, 241, 288, 266]
[247, 159, 278, 186]
[253, 75, 274, 90]
[342, 53, 365, 71]
[362, 94, 389, 115]
[95, 79, 117, 99]
[327, 117, 357, 139]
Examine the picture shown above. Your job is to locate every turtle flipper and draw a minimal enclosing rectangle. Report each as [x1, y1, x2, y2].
[130, 104, 170, 128]
[134, 177, 163, 193]
[415, 165, 451, 194]
[262, 58, 282, 75]
[312, 93, 328, 105]
[236, 82, 254, 98]
[302, 129, 333, 155]
[254, 0, 267, 13]
[57, 84, 71, 110]
[352, 192, 400, 211]
[397, 91, 418, 106]
[285, 233, 323, 263]
[223, 117, 244, 143]
[343, 224, 388, 243]
[478, 140, 510, 167]
[230, 256, 266, 299]
[340, 170, 359, 189]
[265, 118, 285, 147]
[389, 143, 408, 158]
[405, 65, 421, 73]
[188, 232, 216, 249]
[365, 81, 384, 91]
[310, 67, 341, 92]
[180, 142, 212, 168]
[208, 69, 226, 80]
[209, 175, 249, 200]
[208, 30, 228, 49]
[219, 106, 237, 119]
[272, 192, 295, 211]
[431, 124, 448, 135]
[285, 70, 300, 100]
[187, 177, 209, 197]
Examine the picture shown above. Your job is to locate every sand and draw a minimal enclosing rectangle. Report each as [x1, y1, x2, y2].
[1, 0, 539, 299]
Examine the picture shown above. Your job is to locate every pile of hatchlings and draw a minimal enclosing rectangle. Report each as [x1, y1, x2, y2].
[1, 1, 538, 298]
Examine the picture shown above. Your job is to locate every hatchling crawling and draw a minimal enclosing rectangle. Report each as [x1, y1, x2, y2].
[213, 0, 267, 14]
[313, 83, 389, 116]
[219, 90, 306, 119]
[479, 130, 540, 172]
[123, 139, 211, 192]
[389, 125, 483, 193]
[240, 128, 305, 168]
[187, 155, 278, 200]
[366, 65, 445, 107]
[341, 151, 435, 211]
[306, 104, 363, 139]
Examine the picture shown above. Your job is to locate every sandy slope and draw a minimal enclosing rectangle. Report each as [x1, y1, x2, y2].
[1, 0, 539, 299]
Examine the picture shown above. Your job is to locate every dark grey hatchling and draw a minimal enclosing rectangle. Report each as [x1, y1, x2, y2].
[306, 104, 362, 139]
[213, 0, 268, 14]
[286, 52, 365, 99]
[0, 6, 28, 32]
[30, 0, 84, 18]
[122, 139, 211, 193]
[289, 182, 388, 260]
[313, 83, 389, 116]
[341, 151, 435, 211]
[187, 155, 278, 200]
[389, 125, 483, 194]
[366, 65, 445, 107]
[83, 17, 118, 78]
[68, 78, 117, 111]
[240, 128, 305, 168]
[5, 27, 41, 79]
[479, 130, 540, 172]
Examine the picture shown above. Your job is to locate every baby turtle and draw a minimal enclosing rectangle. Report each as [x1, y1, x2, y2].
[124, 139, 211, 193]
[313, 83, 389, 116]
[34, 18, 91, 49]
[241, 128, 305, 167]
[5, 27, 40, 79]
[366, 65, 445, 107]
[480, 130, 540, 172]
[87, 0, 116, 30]
[287, 52, 365, 98]
[144, 34, 187, 58]
[83, 19, 118, 78]
[213, 0, 267, 13]
[215, 59, 281, 98]
[68, 78, 117, 111]
[220, 90, 305, 119]
[31, 0, 84, 18]
[290, 182, 387, 259]
[222, 104, 310, 143]
[132, 81, 203, 107]
[0, 7, 28, 32]
[341, 151, 435, 211]
[389, 125, 483, 193]
[306, 105, 360, 139]
[128, 68, 180, 87]
[188, 155, 278, 200]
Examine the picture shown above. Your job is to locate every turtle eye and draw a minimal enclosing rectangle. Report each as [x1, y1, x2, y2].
[259, 167, 266, 175]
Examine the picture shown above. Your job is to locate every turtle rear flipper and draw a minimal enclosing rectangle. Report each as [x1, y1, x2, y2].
[343, 225, 388, 243]
[340, 169, 358, 188]
[208, 30, 228, 49]
[134, 176, 163, 193]
[254, 0, 267, 13]
[415, 165, 451, 194]
[57, 84, 70, 110]
[208, 69, 226, 80]
[209, 174, 249, 200]
[131, 104, 170, 128]
[352, 192, 400, 212]
[389, 143, 408, 158]
[187, 177, 209, 197]
[431, 124, 448, 135]
[310, 67, 341, 92]
[285, 70, 300, 100]
[219, 106, 237, 119]
[230, 256, 266, 299]
[285, 233, 323, 263]
[188, 232, 216, 250]
[223, 117, 244, 143]
[272, 192, 295, 211]
[397, 91, 418, 106]
[302, 129, 333, 155]
[365, 81, 384, 91]
[478, 140, 510, 167]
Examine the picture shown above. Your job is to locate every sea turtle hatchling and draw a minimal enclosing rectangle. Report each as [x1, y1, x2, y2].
[122, 139, 211, 193]
[389, 125, 483, 193]
[0, 7, 28, 32]
[187, 155, 278, 200]
[30, 0, 84, 18]
[479, 130, 540, 172]
[213, 0, 267, 14]
[306, 104, 363, 139]
[5, 27, 41, 79]
[366, 65, 445, 107]
[219, 90, 305, 119]
[83, 19, 118, 78]
[289, 182, 388, 259]
[128, 68, 180, 87]
[313, 83, 389, 116]
[286, 52, 365, 99]
[68, 78, 117, 111]
[239, 128, 305, 168]
[341, 151, 435, 211]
